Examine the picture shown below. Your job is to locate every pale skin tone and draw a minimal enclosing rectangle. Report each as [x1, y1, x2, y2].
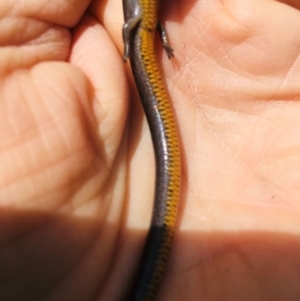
[1, 0, 300, 300]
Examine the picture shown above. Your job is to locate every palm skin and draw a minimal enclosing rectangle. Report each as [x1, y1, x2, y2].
[1, 0, 300, 300]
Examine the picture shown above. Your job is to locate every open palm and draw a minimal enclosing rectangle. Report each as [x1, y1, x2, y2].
[1, 0, 300, 300]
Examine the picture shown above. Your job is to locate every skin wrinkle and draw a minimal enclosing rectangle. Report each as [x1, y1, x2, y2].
[196, 108, 250, 169]
[17, 73, 41, 136]
[0, 146, 87, 203]
[191, 200, 222, 227]
[69, 174, 105, 213]
[0, 14, 71, 74]
[25, 68, 108, 203]
[0, 17, 68, 50]
[2, 117, 69, 180]
[192, 62, 296, 109]
[213, 114, 260, 171]
[0, 123, 38, 153]
[7, 1, 89, 27]
[18, 80, 62, 166]
[192, 104, 300, 213]
[31, 76, 80, 158]
[219, 45, 257, 79]
[78, 93, 111, 173]
[2, 82, 49, 185]
[1, 73, 93, 192]
[0, 17, 42, 45]
[210, 42, 264, 80]
[70, 127, 126, 215]
[184, 42, 262, 107]
[278, 57, 300, 93]
[40, 122, 71, 165]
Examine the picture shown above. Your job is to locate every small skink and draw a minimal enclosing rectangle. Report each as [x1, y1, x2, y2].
[122, 0, 181, 300]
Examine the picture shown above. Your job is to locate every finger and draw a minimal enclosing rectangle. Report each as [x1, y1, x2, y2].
[0, 0, 91, 73]
[69, 14, 128, 162]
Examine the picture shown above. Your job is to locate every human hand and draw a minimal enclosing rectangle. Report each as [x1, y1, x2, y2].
[137, 1, 300, 300]
[2, 0, 300, 300]
[0, 1, 129, 300]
